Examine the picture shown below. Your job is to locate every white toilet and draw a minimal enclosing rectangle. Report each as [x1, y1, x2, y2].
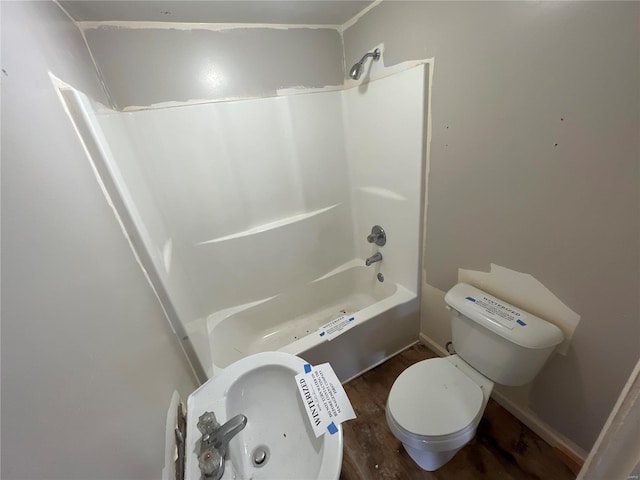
[386, 283, 564, 471]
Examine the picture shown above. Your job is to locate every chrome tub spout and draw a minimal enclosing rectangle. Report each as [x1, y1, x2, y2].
[365, 252, 383, 266]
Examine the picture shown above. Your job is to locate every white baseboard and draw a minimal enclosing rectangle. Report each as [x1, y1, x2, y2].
[419, 332, 588, 461]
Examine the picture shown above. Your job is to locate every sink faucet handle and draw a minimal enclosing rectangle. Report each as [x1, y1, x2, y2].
[366, 225, 386, 246]
[213, 414, 248, 448]
[197, 411, 221, 436]
[197, 413, 248, 480]
[198, 447, 223, 478]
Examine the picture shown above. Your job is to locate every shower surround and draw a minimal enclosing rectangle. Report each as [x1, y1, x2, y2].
[72, 65, 427, 379]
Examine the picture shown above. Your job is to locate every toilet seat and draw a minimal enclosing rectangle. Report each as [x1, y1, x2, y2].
[386, 358, 484, 450]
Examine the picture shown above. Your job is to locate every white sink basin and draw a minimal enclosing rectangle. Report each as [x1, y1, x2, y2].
[184, 352, 343, 480]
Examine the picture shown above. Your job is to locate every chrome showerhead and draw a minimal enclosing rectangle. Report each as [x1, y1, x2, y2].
[349, 63, 364, 81]
[348, 48, 381, 80]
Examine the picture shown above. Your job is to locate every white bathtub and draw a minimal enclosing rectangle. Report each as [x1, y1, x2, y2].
[208, 263, 419, 381]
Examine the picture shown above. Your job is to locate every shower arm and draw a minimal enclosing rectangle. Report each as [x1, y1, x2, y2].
[356, 49, 380, 66]
[349, 48, 381, 80]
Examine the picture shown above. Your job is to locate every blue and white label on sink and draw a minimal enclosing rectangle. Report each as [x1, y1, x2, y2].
[295, 363, 356, 438]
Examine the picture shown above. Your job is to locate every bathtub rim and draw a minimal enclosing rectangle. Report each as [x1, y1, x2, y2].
[207, 259, 417, 376]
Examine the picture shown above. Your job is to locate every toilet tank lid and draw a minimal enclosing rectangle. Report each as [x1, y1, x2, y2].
[445, 283, 564, 349]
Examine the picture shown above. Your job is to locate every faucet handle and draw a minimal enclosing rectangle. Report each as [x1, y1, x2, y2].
[198, 447, 223, 478]
[212, 414, 248, 448]
[197, 413, 247, 480]
[197, 411, 221, 436]
[366, 225, 386, 246]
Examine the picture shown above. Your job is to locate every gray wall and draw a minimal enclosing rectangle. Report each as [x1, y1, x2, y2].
[344, 1, 640, 452]
[1, 2, 198, 478]
[84, 25, 344, 109]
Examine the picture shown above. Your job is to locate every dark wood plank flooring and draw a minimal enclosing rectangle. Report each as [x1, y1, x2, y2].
[340, 344, 575, 480]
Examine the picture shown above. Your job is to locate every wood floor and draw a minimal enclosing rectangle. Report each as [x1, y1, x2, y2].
[339, 344, 575, 480]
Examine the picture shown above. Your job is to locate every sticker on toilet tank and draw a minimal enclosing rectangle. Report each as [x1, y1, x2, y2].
[295, 363, 356, 438]
[465, 295, 527, 329]
[318, 314, 356, 341]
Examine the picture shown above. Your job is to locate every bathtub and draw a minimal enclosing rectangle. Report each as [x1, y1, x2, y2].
[208, 263, 419, 381]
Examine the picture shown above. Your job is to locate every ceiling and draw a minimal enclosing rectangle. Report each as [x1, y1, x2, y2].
[58, 1, 373, 26]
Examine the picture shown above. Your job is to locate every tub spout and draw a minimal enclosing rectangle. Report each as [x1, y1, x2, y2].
[365, 252, 383, 266]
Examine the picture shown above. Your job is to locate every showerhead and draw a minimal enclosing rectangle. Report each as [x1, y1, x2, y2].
[349, 63, 364, 81]
[348, 48, 381, 80]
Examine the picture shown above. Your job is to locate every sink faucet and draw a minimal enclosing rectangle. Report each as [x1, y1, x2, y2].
[197, 412, 247, 479]
[365, 252, 383, 266]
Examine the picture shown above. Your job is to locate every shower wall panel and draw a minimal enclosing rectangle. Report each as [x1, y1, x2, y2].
[97, 91, 354, 319]
[90, 68, 426, 375]
[343, 65, 427, 295]
[96, 109, 204, 320]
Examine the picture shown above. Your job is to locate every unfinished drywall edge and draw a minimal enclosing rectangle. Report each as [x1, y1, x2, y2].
[77, 36, 431, 111]
[120, 94, 280, 112]
[118, 57, 434, 111]
[341, 0, 383, 31]
[275, 84, 345, 96]
[120, 83, 342, 111]
[282, 45, 433, 96]
[339, 27, 347, 81]
[75, 0, 382, 34]
[418, 331, 588, 461]
[78, 21, 342, 32]
[53, 1, 116, 109]
[458, 264, 580, 355]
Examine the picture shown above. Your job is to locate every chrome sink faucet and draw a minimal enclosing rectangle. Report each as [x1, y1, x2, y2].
[197, 412, 247, 479]
[365, 252, 383, 266]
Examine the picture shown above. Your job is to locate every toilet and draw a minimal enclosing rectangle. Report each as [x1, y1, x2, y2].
[386, 283, 564, 471]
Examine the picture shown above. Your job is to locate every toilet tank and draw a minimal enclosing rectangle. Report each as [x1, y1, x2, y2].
[445, 283, 563, 386]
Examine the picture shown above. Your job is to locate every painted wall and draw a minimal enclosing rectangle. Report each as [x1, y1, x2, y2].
[83, 25, 344, 109]
[343, 1, 640, 453]
[0, 2, 198, 479]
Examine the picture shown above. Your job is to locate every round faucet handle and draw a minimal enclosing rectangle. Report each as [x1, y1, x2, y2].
[366, 225, 386, 246]
[198, 447, 223, 478]
[197, 411, 221, 435]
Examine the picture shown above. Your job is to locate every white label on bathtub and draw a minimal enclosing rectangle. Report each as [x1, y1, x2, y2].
[318, 314, 356, 341]
[295, 363, 356, 438]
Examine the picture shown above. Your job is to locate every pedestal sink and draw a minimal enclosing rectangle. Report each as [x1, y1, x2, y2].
[183, 352, 343, 480]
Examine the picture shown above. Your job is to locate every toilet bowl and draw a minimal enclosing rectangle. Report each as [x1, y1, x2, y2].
[385, 283, 564, 471]
[386, 355, 493, 471]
